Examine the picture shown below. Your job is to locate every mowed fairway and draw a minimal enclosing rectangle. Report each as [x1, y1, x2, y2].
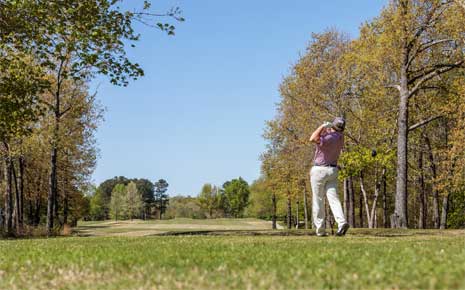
[1, 219, 464, 290]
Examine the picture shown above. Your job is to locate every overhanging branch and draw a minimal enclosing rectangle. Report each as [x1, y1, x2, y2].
[408, 115, 442, 131]
[408, 60, 464, 97]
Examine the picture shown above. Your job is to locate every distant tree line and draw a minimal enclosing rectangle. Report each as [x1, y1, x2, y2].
[87, 177, 170, 221]
[164, 177, 251, 219]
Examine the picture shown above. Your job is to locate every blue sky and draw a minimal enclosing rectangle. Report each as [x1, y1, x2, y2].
[91, 0, 387, 196]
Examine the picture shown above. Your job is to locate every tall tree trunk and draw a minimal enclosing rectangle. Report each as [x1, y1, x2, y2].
[34, 198, 41, 227]
[11, 160, 22, 234]
[424, 135, 440, 228]
[394, 88, 409, 228]
[18, 156, 25, 229]
[28, 199, 34, 226]
[54, 184, 60, 226]
[418, 150, 427, 229]
[394, 6, 410, 228]
[360, 175, 373, 228]
[33, 174, 42, 227]
[382, 168, 388, 228]
[47, 95, 60, 235]
[271, 193, 277, 230]
[47, 142, 58, 235]
[348, 176, 355, 227]
[359, 184, 364, 228]
[360, 172, 380, 229]
[295, 200, 299, 229]
[47, 62, 64, 235]
[302, 187, 309, 230]
[63, 193, 69, 225]
[439, 194, 449, 229]
[286, 194, 292, 229]
[372, 170, 382, 229]
[3, 143, 14, 236]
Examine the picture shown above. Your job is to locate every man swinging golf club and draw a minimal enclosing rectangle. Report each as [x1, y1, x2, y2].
[309, 117, 349, 236]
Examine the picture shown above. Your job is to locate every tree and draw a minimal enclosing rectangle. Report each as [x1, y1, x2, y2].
[223, 178, 250, 218]
[0, 0, 183, 235]
[198, 184, 220, 218]
[97, 176, 130, 218]
[133, 179, 154, 219]
[165, 196, 206, 219]
[246, 178, 275, 220]
[0, 53, 48, 235]
[379, 0, 465, 228]
[125, 181, 143, 220]
[110, 184, 126, 221]
[154, 179, 169, 219]
[89, 188, 105, 220]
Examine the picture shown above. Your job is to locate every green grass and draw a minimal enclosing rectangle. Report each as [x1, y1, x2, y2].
[1, 221, 464, 289]
[75, 218, 274, 237]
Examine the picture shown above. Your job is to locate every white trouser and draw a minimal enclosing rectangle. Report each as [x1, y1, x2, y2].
[310, 166, 346, 234]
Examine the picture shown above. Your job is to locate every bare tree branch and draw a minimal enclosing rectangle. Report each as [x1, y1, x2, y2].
[408, 60, 464, 97]
[407, 39, 456, 68]
[406, 3, 440, 51]
[419, 39, 456, 53]
[385, 84, 401, 91]
[409, 62, 464, 85]
[408, 115, 443, 131]
[59, 106, 72, 118]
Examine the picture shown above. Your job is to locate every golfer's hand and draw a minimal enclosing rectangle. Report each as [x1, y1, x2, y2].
[322, 122, 332, 129]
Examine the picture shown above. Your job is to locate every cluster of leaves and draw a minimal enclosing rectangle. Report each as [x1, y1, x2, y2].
[339, 146, 396, 180]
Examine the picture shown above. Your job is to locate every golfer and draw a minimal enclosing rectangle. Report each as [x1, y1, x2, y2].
[309, 117, 349, 236]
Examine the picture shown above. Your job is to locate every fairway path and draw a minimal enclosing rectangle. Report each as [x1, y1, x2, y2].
[75, 218, 277, 237]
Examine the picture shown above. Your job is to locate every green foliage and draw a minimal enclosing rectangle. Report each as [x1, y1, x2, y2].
[339, 145, 396, 179]
[198, 184, 220, 218]
[0, 0, 183, 235]
[97, 176, 130, 218]
[154, 179, 169, 218]
[133, 178, 155, 213]
[1, 1, 183, 87]
[246, 178, 274, 219]
[125, 181, 143, 219]
[223, 177, 250, 218]
[110, 184, 127, 221]
[89, 188, 105, 220]
[165, 196, 206, 219]
[94, 177, 155, 220]
[0, 52, 48, 140]
[448, 190, 465, 228]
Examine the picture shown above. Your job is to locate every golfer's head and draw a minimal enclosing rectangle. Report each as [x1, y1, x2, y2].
[332, 117, 345, 132]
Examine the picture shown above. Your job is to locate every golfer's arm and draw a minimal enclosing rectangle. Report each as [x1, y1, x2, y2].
[310, 125, 325, 143]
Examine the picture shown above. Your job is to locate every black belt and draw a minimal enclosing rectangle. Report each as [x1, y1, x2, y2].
[314, 163, 338, 168]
